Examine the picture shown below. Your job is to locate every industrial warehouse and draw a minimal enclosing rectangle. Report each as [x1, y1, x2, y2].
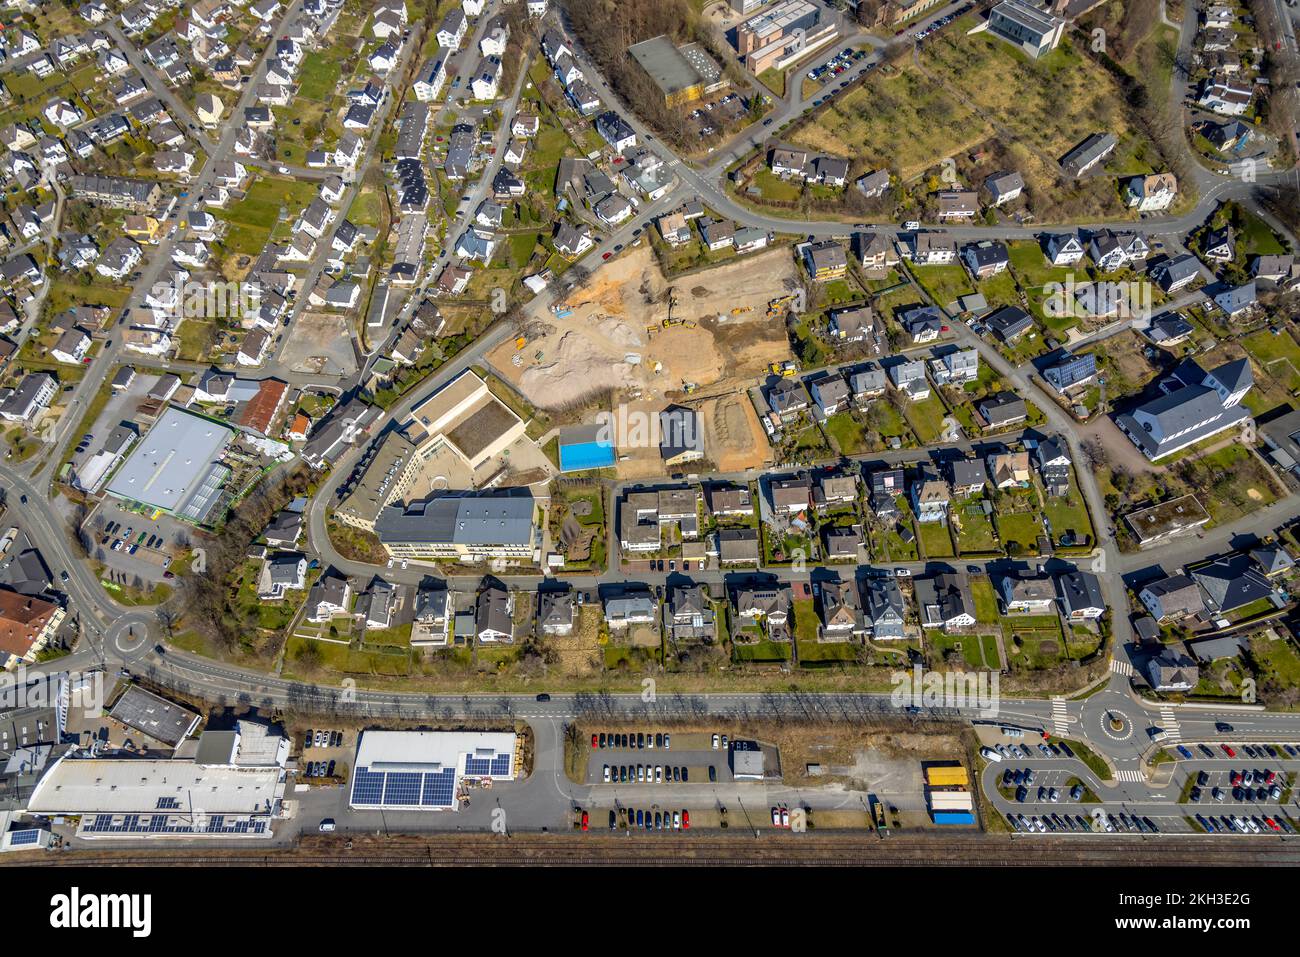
[103, 407, 237, 525]
[24, 719, 290, 840]
[348, 730, 519, 812]
[628, 35, 727, 107]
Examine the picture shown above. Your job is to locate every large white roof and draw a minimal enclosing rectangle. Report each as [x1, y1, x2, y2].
[355, 730, 517, 770]
[27, 755, 283, 815]
[105, 406, 234, 517]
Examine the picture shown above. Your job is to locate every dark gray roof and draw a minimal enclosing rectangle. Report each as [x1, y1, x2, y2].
[375, 493, 535, 546]
[1056, 569, 1104, 612]
[1191, 555, 1274, 614]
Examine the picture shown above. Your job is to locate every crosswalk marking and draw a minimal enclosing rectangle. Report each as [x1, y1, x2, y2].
[1159, 707, 1181, 742]
[1116, 769, 1145, 782]
[1051, 697, 1069, 736]
[1110, 658, 1134, 677]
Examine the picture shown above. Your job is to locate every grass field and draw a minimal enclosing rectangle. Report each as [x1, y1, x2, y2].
[952, 498, 999, 554]
[215, 175, 320, 254]
[917, 519, 954, 558]
[911, 263, 974, 308]
[1008, 240, 1080, 335]
[904, 393, 950, 445]
[1242, 330, 1300, 394]
[1039, 472, 1094, 547]
[1002, 615, 1066, 669]
[823, 410, 870, 454]
[930, 632, 1000, 670]
[970, 577, 1000, 625]
[793, 21, 1159, 197]
[995, 510, 1042, 555]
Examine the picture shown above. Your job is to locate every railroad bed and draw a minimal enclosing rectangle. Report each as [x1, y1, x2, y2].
[11, 834, 1300, 867]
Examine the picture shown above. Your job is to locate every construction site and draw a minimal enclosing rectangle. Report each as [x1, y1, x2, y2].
[488, 246, 802, 478]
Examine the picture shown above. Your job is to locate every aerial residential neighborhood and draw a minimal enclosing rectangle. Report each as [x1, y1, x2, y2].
[0, 0, 1297, 910]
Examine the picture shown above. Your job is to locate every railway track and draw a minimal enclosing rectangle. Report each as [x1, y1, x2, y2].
[15, 834, 1300, 867]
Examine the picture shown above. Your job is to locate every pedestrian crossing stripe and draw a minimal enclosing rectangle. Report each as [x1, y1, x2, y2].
[1051, 697, 1068, 734]
[1116, 769, 1145, 782]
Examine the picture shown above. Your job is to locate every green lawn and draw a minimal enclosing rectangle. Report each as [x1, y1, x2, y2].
[1002, 615, 1066, 669]
[916, 520, 954, 558]
[995, 511, 1041, 555]
[952, 498, 999, 554]
[732, 639, 792, 662]
[215, 175, 320, 255]
[970, 576, 1000, 624]
[872, 499, 919, 561]
[1039, 473, 1094, 548]
[1242, 329, 1300, 394]
[792, 599, 820, 643]
[1008, 240, 1080, 335]
[752, 168, 801, 202]
[824, 411, 869, 454]
[911, 263, 974, 308]
[930, 632, 1000, 669]
[903, 393, 950, 444]
[297, 50, 343, 101]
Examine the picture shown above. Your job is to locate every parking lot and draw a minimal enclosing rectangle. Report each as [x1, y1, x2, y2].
[989, 733, 1300, 837]
[805, 46, 868, 91]
[585, 730, 740, 786]
[84, 499, 192, 585]
[299, 725, 353, 781]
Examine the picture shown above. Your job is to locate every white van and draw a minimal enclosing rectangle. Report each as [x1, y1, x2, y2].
[979, 746, 1003, 762]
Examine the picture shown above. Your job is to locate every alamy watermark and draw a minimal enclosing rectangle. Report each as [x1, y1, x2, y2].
[595, 404, 699, 451]
[891, 664, 1000, 718]
[0, 666, 104, 713]
[149, 276, 262, 321]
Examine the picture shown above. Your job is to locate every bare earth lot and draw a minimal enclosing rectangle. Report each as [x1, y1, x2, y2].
[489, 245, 794, 474]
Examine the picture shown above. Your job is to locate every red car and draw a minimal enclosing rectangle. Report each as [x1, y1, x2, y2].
[591, 733, 598, 749]
[1223, 745, 1237, 757]
[1230, 770, 1242, 786]
[581, 811, 589, 831]
[602, 252, 611, 260]
[682, 809, 690, 829]
[1265, 817, 1281, 832]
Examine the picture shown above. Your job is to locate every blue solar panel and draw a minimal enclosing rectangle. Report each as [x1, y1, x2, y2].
[8, 829, 39, 846]
[421, 767, 456, 806]
[464, 756, 491, 775]
[490, 753, 512, 775]
[80, 813, 270, 836]
[350, 767, 386, 805]
[383, 771, 424, 806]
[157, 796, 180, 809]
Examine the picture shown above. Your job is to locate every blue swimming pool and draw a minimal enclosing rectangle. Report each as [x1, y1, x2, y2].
[559, 439, 615, 472]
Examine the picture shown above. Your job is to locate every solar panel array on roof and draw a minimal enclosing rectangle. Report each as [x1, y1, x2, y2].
[464, 752, 512, 776]
[81, 813, 269, 835]
[350, 765, 459, 808]
[7, 829, 40, 846]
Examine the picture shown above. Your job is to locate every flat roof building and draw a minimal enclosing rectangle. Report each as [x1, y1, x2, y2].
[107, 686, 201, 748]
[986, 0, 1065, 58]
[26, 753, 284, 838]
[1125, 494, 1210, 546]
[335, 430, 420, 531]
[104, 407, 235, 524]
[374, 492, 538, 562]
[629, 36, 706, 107]
[349, 730, 517, 811]
[406, 369, 527, 470]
